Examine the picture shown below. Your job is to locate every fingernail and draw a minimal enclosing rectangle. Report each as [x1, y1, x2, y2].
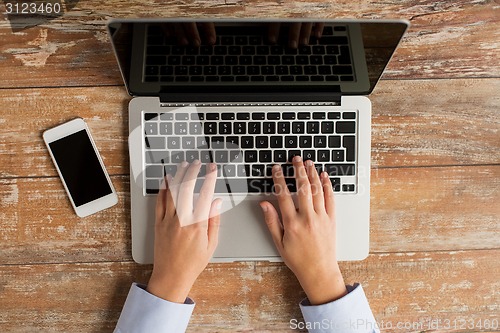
[193, 159, 201, 165]
[272, 164, 280, 171]
[293, 155, 302, 162]
[290, 40, 297, 49]
[305, 159, 313, 167]
[216, 200, 222, 210]
[180, 161, 188, 168]
[260, 202, 268, 212]
[210, 163, 217, 171]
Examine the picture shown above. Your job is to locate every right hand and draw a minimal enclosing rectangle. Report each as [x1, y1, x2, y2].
[260, 156, 347, 305]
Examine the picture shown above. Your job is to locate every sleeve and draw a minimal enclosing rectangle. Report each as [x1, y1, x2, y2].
[114, 283, 195, 333]
[298, 283, 379, 333]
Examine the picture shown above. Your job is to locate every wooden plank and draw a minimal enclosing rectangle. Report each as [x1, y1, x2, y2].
[0, 250, 498, 332]
[0, 0, 498, 88]
[1, 165, 498, 265]
[0, 79, 498, 178]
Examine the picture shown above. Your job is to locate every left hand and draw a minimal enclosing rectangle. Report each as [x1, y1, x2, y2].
[147, 160, 222, 303]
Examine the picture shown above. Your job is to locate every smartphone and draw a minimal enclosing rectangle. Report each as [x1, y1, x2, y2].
[43, 118, 118, 217]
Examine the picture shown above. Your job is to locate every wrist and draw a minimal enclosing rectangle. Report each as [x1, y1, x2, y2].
[298, 266, 347, 305]
[147, 272, 194, 303]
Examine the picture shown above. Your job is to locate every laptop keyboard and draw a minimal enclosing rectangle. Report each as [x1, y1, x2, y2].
[144, 24, 355, 84]
[143, 109, 357, 195]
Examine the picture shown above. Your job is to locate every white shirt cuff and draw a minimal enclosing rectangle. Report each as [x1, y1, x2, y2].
[114, 283, 194, 333]
[299, 283, 379, 333]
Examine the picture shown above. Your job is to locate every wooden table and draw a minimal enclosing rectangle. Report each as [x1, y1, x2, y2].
[1, 1, 499, 332]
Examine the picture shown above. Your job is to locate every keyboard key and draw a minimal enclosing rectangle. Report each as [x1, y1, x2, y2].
[248, 178, 274, 193]
[245, 150, 258, 162]
[237, 164, 249, 177]
[204, 122, 217, 134]
[222, 113, 235, 120]
[252, 112, 265, 120]
[292, 122, 305, 134]
[144, 113, 158, 121]
[270, 136, 283, 148]
[303, 150, 315, 161]
[145, 150, 168, 164]
[325, 164, 355, 176]
[274, 150, 287, 162]
[226, 136, 239, 148]
[145, 137, 165, 149]
[211, 137, 224, 149]
[144, 123, 158, 135]
[317, 150, 330, 162]
[214, 151, 228, 163]
[281, 164, 295, 177]
[229, 150, 243, 163]
[237, 113, 250, 120]
[299, 136, 313, 148]
[278, 122, 290, 134]
[171, 152, 185, 164]
[328, 112, 341, 119]
[241, 137, 254, 148]
[263, 122, 276, 134]
[321, 121, 334, 133]
[248, 123, 261, 134]
[282, 112, 296, 120]
[146, 165, 163, 178]
[166, 137, 180, 149]
[197, 137, 209, 148]
[234, 122, 246, 134]
[329, 135, 341, 147]
[330, 178, 341, 192]
[336, 121, 356, 133]
[200, 150, 212, 163]
[182, 137, 196, 149]
[146, 179, 160, 194]
[307, 122, 320, 134]
[314, 136, 327, 148]
[343, 112, 356, 119]
[298, 112, 311, 119]
[219, 122, 232, 134]
[313, 112, 326, 119]
[256, 136, 269, 148]
[252, 164, 265, 177]
[206, 113, 220, 120]
[288, 150, 301, 162]
[174, 122, 188, 135]
[185, 150, 199, 163]
[267, 112, 280, 120]
[343, 136, 356, 162]
[189, 122, 202, 135]
[285, 136, 298, 148]
[259, 151, 272, 163]
[343, 184, 355, 192]
[332, 150, 345, 162]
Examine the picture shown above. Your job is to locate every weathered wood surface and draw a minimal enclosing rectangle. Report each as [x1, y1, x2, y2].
[0, 79, 498, 179]
[0, 250, 498, 333]
[0, 0, 499, 89]
[1, 1, 499, 332]
[1, 165, 498, 265]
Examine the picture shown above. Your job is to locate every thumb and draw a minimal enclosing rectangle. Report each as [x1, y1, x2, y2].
[207, 199, 222, 254]
[259, 201, 284, 252]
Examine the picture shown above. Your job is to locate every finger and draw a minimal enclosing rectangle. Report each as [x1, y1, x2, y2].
[200, 22, 216, 45]
[182, 22, 201, 46]
[165, 174, 176, 218]
[173, 23, 188, 45]
[299, 22, 313, 45]
[321, 171, 335, 218]
[194, 163, 217, 219]
[293, 156, 313, 213]
[207, 199, 222, 254]
[288, 23, 301, 48]
[271, 164, 296, 219]
[155, 177, 167, 222]
[259, 201, 284, 253]
[267, 23, 281, 44]
[306, 160, 325, 213]
[177, 160, 202, 216]
[169, 161, 189, 209]
[314, 22, 325, 38]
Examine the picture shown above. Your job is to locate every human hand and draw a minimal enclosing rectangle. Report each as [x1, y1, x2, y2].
[260, 156, 347, 305]
[268, 22, 325, 48]
[163, 22, 216, 46]
[147, 160, 222, 303]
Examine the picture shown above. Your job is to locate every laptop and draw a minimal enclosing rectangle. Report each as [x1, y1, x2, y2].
[107, 19, 408, 264]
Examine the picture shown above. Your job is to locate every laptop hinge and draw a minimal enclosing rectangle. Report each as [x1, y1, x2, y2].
[159, 91, 341, 105]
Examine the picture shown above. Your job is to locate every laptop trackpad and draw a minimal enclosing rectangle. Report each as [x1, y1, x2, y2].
[213, 196, 281, 261]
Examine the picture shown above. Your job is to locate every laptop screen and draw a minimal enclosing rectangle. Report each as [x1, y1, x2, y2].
[108, 19, 408, 98]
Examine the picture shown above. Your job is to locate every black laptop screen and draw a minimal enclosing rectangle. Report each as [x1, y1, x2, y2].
[108, 20, 407, 98]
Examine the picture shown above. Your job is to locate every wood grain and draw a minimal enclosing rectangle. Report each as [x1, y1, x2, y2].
[0, 79, 498, 179]
[0, 0, 499, 88]
[0, 250, 498, 332]
[1, 165, 498, 265]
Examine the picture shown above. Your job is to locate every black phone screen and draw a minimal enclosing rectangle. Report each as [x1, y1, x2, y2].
[49, 130, 112, 207]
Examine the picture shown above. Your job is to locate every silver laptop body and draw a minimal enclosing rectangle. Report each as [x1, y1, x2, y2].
[107, 19, 409, 263]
